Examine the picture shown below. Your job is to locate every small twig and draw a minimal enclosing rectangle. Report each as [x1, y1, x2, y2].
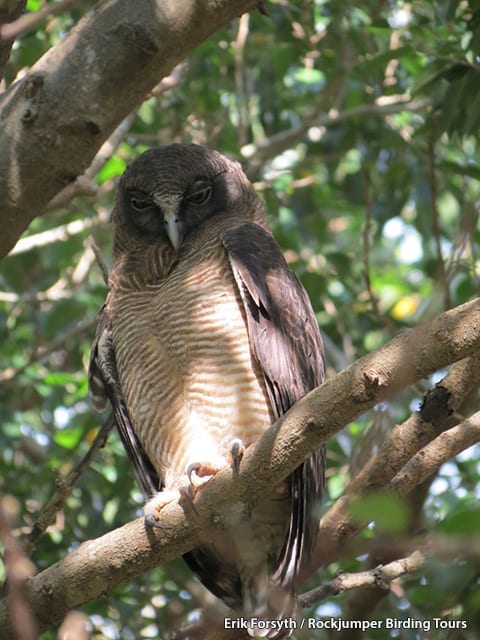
[23, 413, 115, 556]
[232, 13, 250, 148]
[244, 98, 428, 175]
[46, 110, 139, 211]
[89, 235, 110, 285]
[428, 117, 451, 308]
[45, 176, 98, 212]
[9, 216, 105, 255]
[299, 551, 424, 608]
[382, 6, 411, 88]
[151, 61, 188, 96]
[0, 0, 87, 41]
[360, 166, 382, 321]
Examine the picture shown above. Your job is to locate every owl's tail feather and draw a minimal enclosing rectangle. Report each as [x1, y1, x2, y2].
[244, 573, 296, 640]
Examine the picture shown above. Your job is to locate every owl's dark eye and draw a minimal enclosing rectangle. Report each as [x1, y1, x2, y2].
[131, 196, 153, 211]
[186, 182, 212, 205]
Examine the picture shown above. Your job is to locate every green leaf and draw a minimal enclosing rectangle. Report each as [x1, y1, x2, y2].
[349, 492, 410, 533]
[437, 506, 480, 535]
[96, 156, 127, 184]
[43, 372, 75, 386]
[53, 426, 84, 449]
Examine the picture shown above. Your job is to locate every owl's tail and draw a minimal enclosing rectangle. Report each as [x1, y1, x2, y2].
[243, 572, 296, 640]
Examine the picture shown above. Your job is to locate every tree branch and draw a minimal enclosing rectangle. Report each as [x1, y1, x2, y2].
[428, 116, 451, 308]
[316, 351, 480, 627]
[312, 348, 480, 570]
[0, 0, 260, 259]
[45, 63, 187, 212]
[243, 98, 428, 176]
[0, 0, 86, 41]
[0, 297, 479, 637]
[299, 551, 425, 608]
[392, 410, 480, 494]
[0, 0, 26, 81]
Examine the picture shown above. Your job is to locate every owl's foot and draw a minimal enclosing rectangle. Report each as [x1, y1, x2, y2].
[187, 438, 246, 487]
[187, 461, 221, 487]
[144, 490, 181, 529]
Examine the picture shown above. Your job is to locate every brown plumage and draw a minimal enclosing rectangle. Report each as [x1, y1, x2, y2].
[89, 144, 325, 638]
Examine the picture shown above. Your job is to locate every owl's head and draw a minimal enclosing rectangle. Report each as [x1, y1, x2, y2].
[112, 144, 263, 251]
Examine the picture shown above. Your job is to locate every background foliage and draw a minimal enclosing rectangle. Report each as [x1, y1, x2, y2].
[1, 1, 479, 638]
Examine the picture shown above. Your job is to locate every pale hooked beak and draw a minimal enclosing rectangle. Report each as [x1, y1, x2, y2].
[163, 209, 182, 250]
[153, 194, 183, 250]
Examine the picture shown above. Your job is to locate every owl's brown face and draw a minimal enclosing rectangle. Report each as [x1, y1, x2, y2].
[112, 144, 253, 249]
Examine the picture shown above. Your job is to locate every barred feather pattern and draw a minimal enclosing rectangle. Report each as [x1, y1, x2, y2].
[107, 229, 274, 489]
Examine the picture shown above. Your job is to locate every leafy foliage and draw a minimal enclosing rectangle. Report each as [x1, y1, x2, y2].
[1, 1, 479, 638]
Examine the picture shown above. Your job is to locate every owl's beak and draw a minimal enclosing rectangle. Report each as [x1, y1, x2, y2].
[153, 194, 183, 250]
[163, 209, 182, 250]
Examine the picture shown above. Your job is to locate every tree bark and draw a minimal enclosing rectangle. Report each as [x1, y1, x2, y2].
[0, 0, 259, 259]
[0, 297, 479, 638]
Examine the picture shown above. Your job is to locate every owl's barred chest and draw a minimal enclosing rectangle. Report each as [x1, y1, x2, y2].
[109, 247, 273, 487]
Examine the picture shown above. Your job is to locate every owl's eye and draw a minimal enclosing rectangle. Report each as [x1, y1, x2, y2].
[131, 196, 153, 211]
[186, 183, 212, 205]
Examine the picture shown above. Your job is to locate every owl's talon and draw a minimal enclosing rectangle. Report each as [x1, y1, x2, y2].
[187, 462, 202, 485]
[229, 438, 245, 473]
[179, 485, 199, 514]
[186, 461, 222, 487]
[144, 512, 172, 530]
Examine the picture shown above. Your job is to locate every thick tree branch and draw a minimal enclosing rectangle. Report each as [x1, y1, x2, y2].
[0, 0, 260, 259]
[45, 63, 187, 213]
[0, 297, 479, 637]
[313, 349, 480, 570]
[392, 410, 480, 494]
[308, 352, 480, 635]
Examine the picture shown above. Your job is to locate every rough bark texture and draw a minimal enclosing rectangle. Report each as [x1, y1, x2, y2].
[0, 296, 479, 638]
[0, 0, 259, 259]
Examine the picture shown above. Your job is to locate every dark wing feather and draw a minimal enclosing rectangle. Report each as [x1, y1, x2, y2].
[89, 305, 160, 497]
[223, 222, 326, 585]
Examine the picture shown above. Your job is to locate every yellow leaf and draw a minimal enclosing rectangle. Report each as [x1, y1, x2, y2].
[391, 294, 420, 320]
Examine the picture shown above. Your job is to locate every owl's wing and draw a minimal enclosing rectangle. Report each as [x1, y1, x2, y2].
[89, 305, 160, 497]
[222, 222, 326, 586]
